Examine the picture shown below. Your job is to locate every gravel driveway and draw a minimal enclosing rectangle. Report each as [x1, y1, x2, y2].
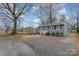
[0, 42, 37, 56]
[0, 35, 78, 56]
[23, 36, 78, 56]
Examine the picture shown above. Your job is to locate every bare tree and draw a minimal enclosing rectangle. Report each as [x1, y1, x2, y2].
[34, 3, 64, 25]
[17, 17, 24, 30]
[70, 7, 79, 32]
[0, 3, 27, 34]
[60, 14, 66, 22]
[1, 18, 13, 33]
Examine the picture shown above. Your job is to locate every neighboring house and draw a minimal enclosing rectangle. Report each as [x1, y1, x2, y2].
[38, 21, 69, 36]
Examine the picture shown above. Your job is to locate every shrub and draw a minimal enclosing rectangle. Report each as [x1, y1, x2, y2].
[60, 32, 63, 36]
[77, 28, 79, 34]
[46, 32, 50, 35]
[52, 32, 55, 36]
[56, 32, 59, 36]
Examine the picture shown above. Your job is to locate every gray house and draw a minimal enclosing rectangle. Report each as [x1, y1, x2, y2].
[38, 21, 69, 36]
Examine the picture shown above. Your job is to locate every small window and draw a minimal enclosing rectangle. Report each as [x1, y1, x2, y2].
[52, 26, 53, 29]
[54, 26, 56, 29]
[60, 25, 63, 30]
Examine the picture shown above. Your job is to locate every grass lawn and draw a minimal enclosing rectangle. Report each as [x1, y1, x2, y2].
[15, 34, 40, 41]
[68, 33, 79, 40]
[0, 33, 40, 41]
[1, 32, 79, 41]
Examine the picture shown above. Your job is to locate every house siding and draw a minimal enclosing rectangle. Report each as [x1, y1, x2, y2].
[38, 22, 69, 36]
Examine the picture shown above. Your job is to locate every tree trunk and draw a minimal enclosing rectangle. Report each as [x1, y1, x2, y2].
[49, 4, 52, 23]
[77, 17, 79, 29]
[11, 19, 17, 35]
[76, 16, 79, 33]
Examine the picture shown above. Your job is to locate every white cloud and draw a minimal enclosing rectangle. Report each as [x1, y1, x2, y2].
[33, 18, 40, 24]
[66, 16, 70, 20]
[33, 18, 40, 28]
[32, 6, 39, 12]
[59, 8, 66, 14]
[32, 6, 37, 10]
[20, 18, 40, 28]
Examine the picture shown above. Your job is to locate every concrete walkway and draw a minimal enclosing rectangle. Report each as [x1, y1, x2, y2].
[0, 42, 37, 56]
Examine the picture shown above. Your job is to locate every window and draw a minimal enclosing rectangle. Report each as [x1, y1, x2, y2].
[47, 26, 49, 30]
[45, 26, 48, 30]
[40, 26, 44, 30]
[52, 26, 54, 29]
[54, 26, 56, 29]
[60, 25, 63, 30]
